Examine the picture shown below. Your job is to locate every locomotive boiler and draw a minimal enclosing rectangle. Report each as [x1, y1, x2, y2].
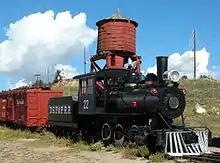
[105, 56, 185, 129]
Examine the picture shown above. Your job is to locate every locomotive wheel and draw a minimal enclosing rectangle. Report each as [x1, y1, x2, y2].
[129, 125, 138, 143]
[113, 124, 124, 145]
[101, 123, 112, 146]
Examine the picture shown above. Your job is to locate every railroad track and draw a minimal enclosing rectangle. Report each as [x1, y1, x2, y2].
[179, 152, 220, 163]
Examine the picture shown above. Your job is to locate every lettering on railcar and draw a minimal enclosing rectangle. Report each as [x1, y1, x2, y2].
[1, 111, 5, 118]
[16, 99, 24, 105]
[2, 99, 6, 103]
[49, 105, 72, 115]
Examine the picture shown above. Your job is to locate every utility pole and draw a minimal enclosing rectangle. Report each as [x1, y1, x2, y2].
[35, 73, 40, 81]
[47, 66, 50, 83]
[84, 46, 86, 74]
[193, 29, 196, 80]
[34, 73, 41, 88]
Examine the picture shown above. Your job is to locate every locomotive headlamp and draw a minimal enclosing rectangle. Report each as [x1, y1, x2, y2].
[168, 96, 179, 109]
[170, 71, 181, 82]
[162, 70, 181, 82]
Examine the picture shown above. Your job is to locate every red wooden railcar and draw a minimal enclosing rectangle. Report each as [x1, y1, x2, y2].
[0, 88, 63, 128]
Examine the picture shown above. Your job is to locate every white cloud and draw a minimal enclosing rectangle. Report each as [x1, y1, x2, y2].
[145, 48, 216, 79]
[55, 64, 79, 79]
[8, 64, 79, 89]
[8, 79, 31, 89]
[0, 10, 97, 89]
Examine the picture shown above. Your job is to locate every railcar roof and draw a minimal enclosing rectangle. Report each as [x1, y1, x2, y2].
[72, 68, 130, 79]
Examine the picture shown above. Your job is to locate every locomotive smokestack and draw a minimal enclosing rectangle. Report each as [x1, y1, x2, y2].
[156, 56, 168, 82]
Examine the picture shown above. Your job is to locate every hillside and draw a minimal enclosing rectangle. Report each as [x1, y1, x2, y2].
[179, 78, 220, 136]
[51, 79, 79, 95]
[51, 78, 220, 136]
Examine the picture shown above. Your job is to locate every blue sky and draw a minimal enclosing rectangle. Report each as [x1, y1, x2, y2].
[0, 0, 219, 90]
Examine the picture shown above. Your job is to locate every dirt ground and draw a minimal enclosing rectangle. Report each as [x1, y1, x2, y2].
[0, 138, 151, 163]
[2, 138, 218, 163]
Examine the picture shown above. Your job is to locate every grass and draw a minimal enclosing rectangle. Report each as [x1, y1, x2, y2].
[122, 145, 150, 159]
[51, 79, 78, 96]
[0, 125, 165, 162]
[148, 152, 165, 162]
[177, 78, 220, 136]
[0, 125, 73, 147]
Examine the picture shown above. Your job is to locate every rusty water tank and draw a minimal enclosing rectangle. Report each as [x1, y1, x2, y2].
[96, 10, 138, 55]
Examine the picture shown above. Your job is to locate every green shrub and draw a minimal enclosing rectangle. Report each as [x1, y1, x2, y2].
[149, 152, 165, 162]
[136, 146, 150, 157]
[89, 141, 104, 151]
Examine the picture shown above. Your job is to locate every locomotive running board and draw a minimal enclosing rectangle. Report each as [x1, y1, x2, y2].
[164, 130, 210, 156]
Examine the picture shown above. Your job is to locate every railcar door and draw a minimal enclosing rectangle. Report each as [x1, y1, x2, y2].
[0, 93, 7, 121]
[6, 93, 15, 122]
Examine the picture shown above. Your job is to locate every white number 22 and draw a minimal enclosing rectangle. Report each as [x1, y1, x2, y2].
[83, 100, 89, 110]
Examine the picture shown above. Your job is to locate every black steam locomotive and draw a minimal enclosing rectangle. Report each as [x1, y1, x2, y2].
[48, 56, 210, 156]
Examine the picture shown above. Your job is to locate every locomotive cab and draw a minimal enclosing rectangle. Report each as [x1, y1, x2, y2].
[73, 69, 130, 114]
[74, 73, 98, 114]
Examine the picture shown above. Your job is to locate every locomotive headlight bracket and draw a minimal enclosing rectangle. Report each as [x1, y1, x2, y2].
[162, 70, 181, 82]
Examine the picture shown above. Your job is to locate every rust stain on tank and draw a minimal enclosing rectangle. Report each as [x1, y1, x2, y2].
[96, 10, 138, 55]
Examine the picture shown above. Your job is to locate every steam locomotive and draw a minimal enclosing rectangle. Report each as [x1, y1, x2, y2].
[48, 56, 210, 156]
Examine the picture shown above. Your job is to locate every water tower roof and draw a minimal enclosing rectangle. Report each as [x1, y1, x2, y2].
[96, 9, 138, 27]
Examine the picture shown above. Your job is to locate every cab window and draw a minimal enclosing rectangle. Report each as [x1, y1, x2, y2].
[81, 79, 87, 95]
[80, 77, 93, 96]
[88, 78, 93, 94]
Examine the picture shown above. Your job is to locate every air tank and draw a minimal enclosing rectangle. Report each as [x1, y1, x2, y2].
[96, 10, 138, 56]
